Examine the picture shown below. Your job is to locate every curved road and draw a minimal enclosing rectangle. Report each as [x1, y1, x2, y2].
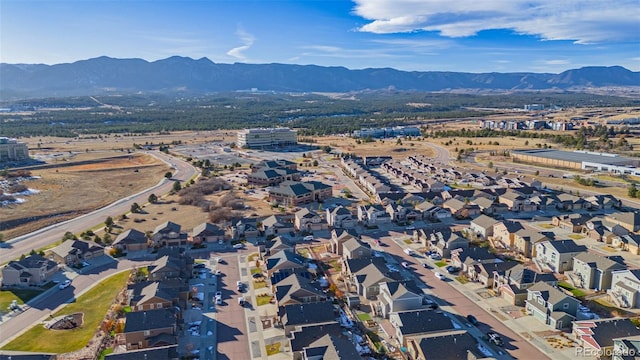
[0, 151, 198, 265]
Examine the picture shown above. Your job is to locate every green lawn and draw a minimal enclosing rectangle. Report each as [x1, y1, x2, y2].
[539, 224, 555, 229]
[250, 267, 262, 275]
[568, 234, 585, 240]
[403, 239, 412, 244]
[297, 248, 311, 259]
[558, 281, 587, 298]
[456, 276, 469, 284]
[434, 261, 447, 267]
[357, 313, 372, 321]
[0, 285, 53, 310]
[253, 280, 267, 289]
[256, 295, 273, 306]
[2, 271, 130, 353]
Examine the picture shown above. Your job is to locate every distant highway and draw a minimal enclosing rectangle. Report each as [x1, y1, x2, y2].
[0, 151, 198, 265]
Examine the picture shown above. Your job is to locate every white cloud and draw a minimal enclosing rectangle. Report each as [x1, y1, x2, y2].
[352, 0, 640, 43]
[226, 27, 255, 61]
[543, 59, 570, 65]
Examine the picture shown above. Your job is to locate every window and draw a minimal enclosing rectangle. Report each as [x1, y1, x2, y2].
[538, 298, 544, 305]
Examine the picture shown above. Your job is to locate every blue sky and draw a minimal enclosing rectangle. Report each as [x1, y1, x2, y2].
[1, 0, 639, 73]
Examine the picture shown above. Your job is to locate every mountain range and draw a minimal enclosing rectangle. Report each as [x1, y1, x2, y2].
[1, 56, 639, 99]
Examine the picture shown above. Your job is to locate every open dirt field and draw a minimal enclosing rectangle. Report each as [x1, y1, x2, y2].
[1, 153, 169, 239]
[312, 135, 435, 158]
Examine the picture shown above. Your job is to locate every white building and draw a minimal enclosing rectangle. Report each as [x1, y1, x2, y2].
[236, 128, 297, 149]
[0, 137, 29, 162]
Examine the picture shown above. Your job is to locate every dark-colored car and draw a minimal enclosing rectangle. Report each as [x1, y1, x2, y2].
[467, 314, 479, 326]
[446, 265, 459, 274]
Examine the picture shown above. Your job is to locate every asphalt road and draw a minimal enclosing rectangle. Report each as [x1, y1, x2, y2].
[377, 233, 550, 360]
[0, 151, 198, 265]
[0, 258, 151, 346]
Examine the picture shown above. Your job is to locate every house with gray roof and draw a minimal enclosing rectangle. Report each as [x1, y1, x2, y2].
[450, 247, 498, 274]
[151, 221, 188, 248]
[442, 198, 481, 219]
[191, 222, 225, 244]
[274, 273, 325, 307]
[430, 231, 469, 258]
[1, 254, 59, 287]
[344, 257, 401, 299]
[105, 345, 179, 360]
[610, 269, 640, 308]
[376, 280, 424, 318]
[573, 318, 640, 355]
[514, 229, 549, 258]
[605, 211, 640, 233]
[573, 252, 627, 291]
[493, 220, 525, 249]
[469, 214, 499, 239]
[229, 217, 260, 240]
[358, 204, 392, 225]
[265, 249, 307, 277]
[471, 260, 519, 288]
[48, 239, 105, 267]
[535, 239, 587, 273]
[300, 333, 361, 360]
[278, 302, 337, 336]
[553, 213, 592, 233]
[389, 309, 456, 347]
[294, 207, 326, 232]
[123, 308, 177, 350]
[406, 330, 489, 360]
[494, 264, 557, 306]
[342, 237, 372, 260]
[261, 215, 295, 237]
[127, 281, 184, 312]
[525, 282, 580, 329]
[330, 228, 359, 255]
[112, 229, 148, 252]
[326, 205, 357, 229]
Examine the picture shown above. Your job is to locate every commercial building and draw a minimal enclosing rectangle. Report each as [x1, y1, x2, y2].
[512, 149, 640, 174]
[236, 128, 297, 149]
[0, 137, 29, 162]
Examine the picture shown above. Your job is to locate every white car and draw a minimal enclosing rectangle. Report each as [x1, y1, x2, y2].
[435, 272, 445, 280]
[303, 235, 314, 241]
[233, 243, 244, 249]
[59, 280, 71, 289]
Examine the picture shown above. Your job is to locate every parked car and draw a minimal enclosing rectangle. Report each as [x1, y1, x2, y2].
[435, 272, 445, 280]
[401, 261, 410, 269]
[430, 253, 442, 260]
[446, 265, 460, 274]
[421, 263, 432, 269]
[303, 235, 314, 241]
[215, 296, 222, 305]
[59, 280, 71, 289]
[233, 243, 244, 249]
[466, 314, 479, 326]
[236, 281, 244, 292]
[238, 297, 245, 306]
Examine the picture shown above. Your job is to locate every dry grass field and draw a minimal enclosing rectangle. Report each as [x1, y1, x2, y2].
[1, 153, 169, 239]
[312, 135, 435, 158]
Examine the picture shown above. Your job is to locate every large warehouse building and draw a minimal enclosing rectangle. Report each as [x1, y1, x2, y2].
[236, 128, 298, 149]
[0, 137, 29, 163]
[512, 149, 640, 175]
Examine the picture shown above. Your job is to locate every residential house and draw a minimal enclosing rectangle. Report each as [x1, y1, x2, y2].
[343, 257, 401, 299]
[584, 217, 628, 244]
[288, 323, 348, 360]
[518, 176, 542, 189]
[112, 229, 149, 253]
[127, 281, 181, 312]
[494, 264, 558, 306]
[553, 214, 592, 233]
[277, 302, 337, 336]
[472, 261, 519, 288]
[493, 220, 525, 249]
[572, 252, 627, 290]
[147, 254, 192, 282]
[609, 269, 640, 308]
[605, 212, 640, 233]
[294, 208, 326, 232]
[330, 228, 359, 255]
[151, 221, 188, 248]
[617, 234, 640, 255]
[376, 280, 424, 318]
[341, 238, 372, 260]
[525, 282, 580, 329]
[261, 236, 294, 258]
[298, 333, 360, 360]
[513, 229, 549, 258]
[229, 218, 260, 240]
[535, 240, 587, 273]
[386, 203, 422, 222]
[420, 205, 451, 222]
[585, 194, 621, 210]
[358, 204, 392, 226]
[191, 222, 225, 245]
[442, 198, 481, 219]
[469, 214, 499, 240]
[48, 239, 105, 267]
[499, 191, 536, 212]
[573, 318, 640, 356]
[261, 215, 295, 237]
[326, 206, 357, 229]
[269, 181, 333, 207]
[274, 273, 325, 307]
[612, 335, 640, 360]
[555, 193, 587, 211]
[450, 247, 498, 274]
[1, 255, 58, 287]
[123, 308, 177, 350]
[265, 249, 307, 277]
[473, 197, 502, 215]
[389, 309, 456, 347]
[431, 231, 469, 259]
[406, 330, 487, 360]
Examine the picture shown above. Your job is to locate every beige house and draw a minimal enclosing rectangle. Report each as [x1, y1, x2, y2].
[123, 308, 177, 350]
[1, 255, 59, 287]
[294, 208, 326, 231]
[342, 238, 372, 260]
[191, 222, 226, 244]
[112, 229, 149, 252]
[513, 229, 549, 258]
[48, 239, 105, 266]
[493, 220, 525, 248]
